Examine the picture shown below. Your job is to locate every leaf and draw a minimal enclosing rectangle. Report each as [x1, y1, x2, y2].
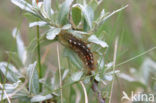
[95, 74, 101, 82]
[118, 73, 135, 82]
[58, 0, 74, 25]
[62, 69, 69, 80]
[73, 4, 94, 29]
[97, 56, 105, 70]
[72, 5, 82, 25]
[12, 28, 27, 65]
[63, 48, 82, 69]
[88, 35, 108, 48]
[82, 5, 94, 29]
[29, 21, 47, 28]
[46, 28, 61, 40]
[31, 94, 53, 102]
[104, 70, 120, 81]
[43, 0, 54, 18]
[97, 5, 128, 27]
[62, 24, 72, 30]
[32, 0, 37, 8]
[71, 71, 83, 82]
[0, 80, 28, 101]
[0, 62, 23, 82]
[139, 58, 156, 84]
[105, 62, 113, 69]
[26, 61, 39, 94]
[11, 0, 35, 14]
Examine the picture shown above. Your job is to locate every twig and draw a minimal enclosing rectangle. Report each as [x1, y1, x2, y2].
[109, 38, 118, 103]
[57, 44, 63, 103]
[91, 78, 105, 103]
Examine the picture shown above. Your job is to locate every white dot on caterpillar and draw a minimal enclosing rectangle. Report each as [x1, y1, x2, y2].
[91, 60, 93, 63]
[74, 41, 76, 44]
[86, 62, 88, 65]
[78, 43, 81, 45]
[82, 46, 85, 48]
[69, 39, 72, 43]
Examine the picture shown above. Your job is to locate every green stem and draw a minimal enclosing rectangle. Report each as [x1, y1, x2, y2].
[36, 25, 42, 92]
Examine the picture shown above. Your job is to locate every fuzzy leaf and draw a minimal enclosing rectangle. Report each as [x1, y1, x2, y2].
[43, 0, 54, 18]
[46, 28, 61, 40]
[58, 0, 74, 25]
[88, 35, 108, 48]
[11, 0, 34, 14]
[26, 62, 39, 94]
[71, 71, 83, 82]
[97, 56, 105, 70]
[0, 80, 28, 101]
[12, 28, 27, 65]
[62, 24, 72, 30]
[0, 62, 23, 82]
[29, 21, 47, 28]
[82, 5, 94, 29]
[31, 94, 53, 102]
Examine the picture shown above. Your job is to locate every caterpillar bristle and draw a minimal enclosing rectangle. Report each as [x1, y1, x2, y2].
[58, 30, 95, 71]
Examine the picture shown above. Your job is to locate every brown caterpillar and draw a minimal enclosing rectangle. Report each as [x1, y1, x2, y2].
[58, 30, 95, 72]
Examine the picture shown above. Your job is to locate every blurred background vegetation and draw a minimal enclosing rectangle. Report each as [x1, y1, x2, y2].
[0, 0, 156, 103]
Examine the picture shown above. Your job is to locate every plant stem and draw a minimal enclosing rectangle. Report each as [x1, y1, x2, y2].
[36, 25, 42, 92]
[109, 38, 118, 103]
[57, 44, 63, 103]
[35, 0, 42, 93]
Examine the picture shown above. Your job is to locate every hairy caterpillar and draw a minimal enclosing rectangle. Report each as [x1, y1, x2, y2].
[58, 30, 95, 72]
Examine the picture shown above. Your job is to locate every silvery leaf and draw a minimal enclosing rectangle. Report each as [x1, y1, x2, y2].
[62, 24, 71, 30]
[46, 28, 61, 40]
[11, 0, 35, 14]
[29, 21, 47, 28]
[26, 61, 39, 94]
[31, 94, 53, 102]
[58, 0, 74, 24]
[0, 62, 23, 82]
[43, 0, 53, 18]
[88, 35, 108, 48]
[12, 28, 27, 65]
[71, 71, 83, 82]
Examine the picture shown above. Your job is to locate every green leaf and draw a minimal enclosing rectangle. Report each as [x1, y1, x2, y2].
[0, 62, 23, 82]
[82, 5, 94, 29]
[72, 5, 82, 26]
[31, 94, 53, 102]
[71, 71, 83, 82]
[58, 0, 74, 25]
[97, 56, 105, 70]
[63, 48, 82, 70]
[26, 62, 39, 94]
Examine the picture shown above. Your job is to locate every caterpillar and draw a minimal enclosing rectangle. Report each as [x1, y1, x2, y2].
[58, 30, 95, 72]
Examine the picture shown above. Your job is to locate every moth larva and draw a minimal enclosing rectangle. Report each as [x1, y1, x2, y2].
[58, 30, 95, 71]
